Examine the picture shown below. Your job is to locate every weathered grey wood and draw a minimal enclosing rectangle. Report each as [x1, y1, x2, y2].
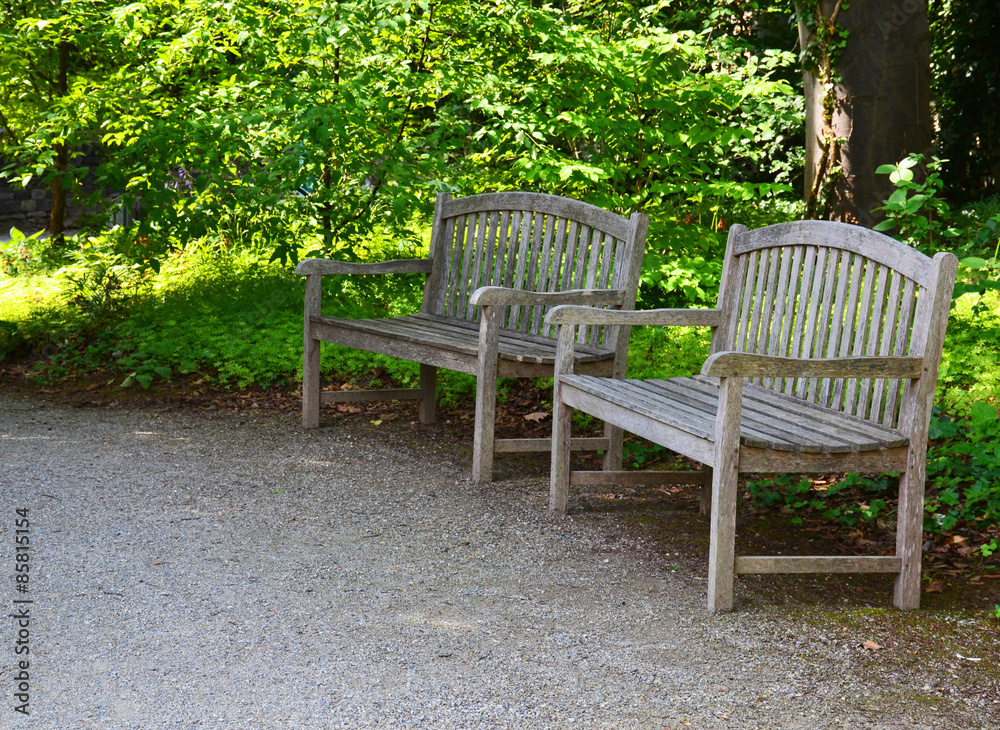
[546, 306, 721, 327]
[735, 556, 902, 574]
[735, 220, 935, 286]
[299, 192, 647, 482]
[442, 192, 632, 241]
[738, 446, 908, 473]
[294, 258, 433, 276]
[883, 277, 918, 428]
[470, 287, 626, 308]
[560, 383, 717, 466]
[426, 192, 454, 315]
[894, 251, 958, 609]
[569, 470, 704, 486]
[496, 437, 609, 453]
[702, 353, 922, 379]
[419, 363, 437, 424]
[711, 225, 747, 354]
[302, 274, 322, 429]
[473, 305, 501, 482]
[550, 322, 577, 516]
[321, 389, 422, 403]
[547, 220, 956, 614]
[707, 375, 742, 613]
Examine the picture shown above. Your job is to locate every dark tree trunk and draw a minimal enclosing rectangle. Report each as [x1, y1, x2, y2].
[799, 0, 933, 227]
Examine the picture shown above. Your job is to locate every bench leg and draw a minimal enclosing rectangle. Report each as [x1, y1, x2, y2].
[302, 335, 321, 429]
[601, 424, 623, 471]
[473, 307, 500, 483]
[472, 373, 496, 483]
[550, 383, 572, 517]
[419, 364, 437, 424]
[894, 456, 924, 610]
[707, 376, 741, 614]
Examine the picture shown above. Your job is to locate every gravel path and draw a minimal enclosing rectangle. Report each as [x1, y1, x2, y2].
[0, 390, 996, 728]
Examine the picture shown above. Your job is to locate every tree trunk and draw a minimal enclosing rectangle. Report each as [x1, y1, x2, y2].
[800, 0, 933, 227]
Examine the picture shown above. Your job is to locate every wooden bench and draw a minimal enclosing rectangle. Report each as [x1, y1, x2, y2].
[546, 220, 957, 613]
[296, 192, 649, 482]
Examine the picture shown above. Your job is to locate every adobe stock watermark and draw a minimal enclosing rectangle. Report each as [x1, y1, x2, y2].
[11, 508, 32, 717]
[879, 0, 925, 39]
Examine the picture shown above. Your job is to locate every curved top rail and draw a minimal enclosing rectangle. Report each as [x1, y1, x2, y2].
[440, 192, 635, 241]
[734, 220, 934, 286]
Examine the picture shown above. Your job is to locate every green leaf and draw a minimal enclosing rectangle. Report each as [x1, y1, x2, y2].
[970, 402, 998, 428]
[960, 256, 989, 270]
[873, 219, 896, 231]
[876, 164, 897, 174]
[888, 188, 908, 207]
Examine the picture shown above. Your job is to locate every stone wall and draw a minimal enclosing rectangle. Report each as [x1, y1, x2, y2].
[0, 149, 104, 236]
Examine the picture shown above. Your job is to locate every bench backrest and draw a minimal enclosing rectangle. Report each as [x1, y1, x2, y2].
[424, 192, 648, 348]
[712, 221, 957, 431]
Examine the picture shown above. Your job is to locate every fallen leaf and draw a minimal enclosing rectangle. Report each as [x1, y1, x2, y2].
[336, 405, 361, 413]
[862, 641, 882, 651]
[956, 653, 982, 662]
[948, 535, 967, 545]
[925, 580, 946, 593]
[524, 411, 550, 422]
[370, 419, 382, 426]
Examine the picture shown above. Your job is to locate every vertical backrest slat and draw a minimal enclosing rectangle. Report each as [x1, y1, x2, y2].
[732, 249, 759, 353]
[830, 254, 865, 411]
[843, 258, 878, 414]
[448, 214, 476, 317]
[542, 217, 571, 337]
[743, 249, 770, 363]
[819, 251, 853, 406]
[763, 246, 796, 390]
[559, 219, 580, 291]
[751, 248, 782, 386]
[855, 263, 891, 419]
[490, 210, 511, 288]
[809, 247, 842, 403]
[795, 246, 827, 398]
[506, 211, 532, 330]
[787, 246, 817, 395]
[577, 227, 603, 344]
[530, 214, 558, 335]
[868, 269, 903, 424]
[431, 214, 457, 315]
[518, 212, 545, 332]
[883, 278, 918, 427]
[461, 212, 489, 319]
[590, 233, 618, 348]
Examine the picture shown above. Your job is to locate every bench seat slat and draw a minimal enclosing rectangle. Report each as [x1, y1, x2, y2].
[561, 375, 906, 454]
[311, 314, 615, 365]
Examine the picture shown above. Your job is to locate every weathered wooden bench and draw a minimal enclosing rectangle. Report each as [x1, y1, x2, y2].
[546, 220, 957, 613]
[296, 192, 649, 482]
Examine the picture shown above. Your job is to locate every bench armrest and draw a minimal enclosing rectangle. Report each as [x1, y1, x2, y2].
[701, 352, 924, 379]
[545, 305, 722, 327]
[469, 286, 626, 307]
[294, 258, 433, 276]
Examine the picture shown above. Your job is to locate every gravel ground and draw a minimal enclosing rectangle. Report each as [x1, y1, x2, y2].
[0, 390, 996, 729]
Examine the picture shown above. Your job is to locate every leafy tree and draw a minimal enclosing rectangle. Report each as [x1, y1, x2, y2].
[0, 0, 119, 239]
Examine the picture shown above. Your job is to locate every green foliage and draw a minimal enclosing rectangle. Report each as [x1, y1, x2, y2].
[873, 154, 963, 252]
[746, 472, 891, 528]
[930, 0, 1000, 204]
[924, 404, 1000, 533]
